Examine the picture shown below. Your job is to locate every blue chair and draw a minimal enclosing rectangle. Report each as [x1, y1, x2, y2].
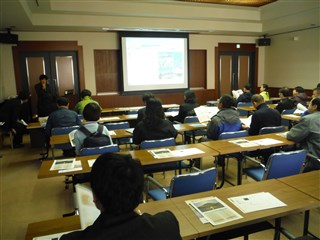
[243, 149, 307, 181]
[147, 167, 217, 201]
[217, 130, 248, 187]
[104, 121, 132, 146]
[259, 125, 286, 135]
[79, 144, 120, 156]
[184, 116, 206, 143]
[140, 138, 189, 174]
[281, 108, 296, 129]
[51, 125, 80, 159]
[237, 102, 252, 117]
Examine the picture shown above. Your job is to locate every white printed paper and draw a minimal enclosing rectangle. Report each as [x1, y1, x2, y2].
[50, 159, 75, 171]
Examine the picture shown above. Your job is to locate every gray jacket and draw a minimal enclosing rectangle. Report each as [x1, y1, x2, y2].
[287, 111, 320, 157]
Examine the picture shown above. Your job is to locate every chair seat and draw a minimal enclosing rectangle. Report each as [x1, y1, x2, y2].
[148, 186, 170, 200]
[243, 167, 265, 181]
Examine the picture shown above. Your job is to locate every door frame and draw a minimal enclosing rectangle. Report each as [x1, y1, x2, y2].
[214, 43, 258, 98]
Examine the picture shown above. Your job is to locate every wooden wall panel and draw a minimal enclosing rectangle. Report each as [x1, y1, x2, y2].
[189, 50, 206, 89]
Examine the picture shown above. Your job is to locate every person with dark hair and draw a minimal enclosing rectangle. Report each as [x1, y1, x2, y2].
[300, 87, 320, 117]
[207, 94, 242, 140]
[174, 90, 198, 123]
[45, 97, 82, 157]
[0, 91, 29, 148]
[137, 92, 154, 123]
[243, 94, 281, 135]
[292, 86, 308, 107]
[275, 87, 295, 113]
[73, 102, 112, 155]
[317, 83, 320, 88]
[287, 97, 320, 172]
[259, 83, 270, 101]
[236, 84, 252, 104]
[60, 152, 181, 240]
[133, 98, 178, 145]
[34, 74, 57, 117]
[74, 89, 101, 114]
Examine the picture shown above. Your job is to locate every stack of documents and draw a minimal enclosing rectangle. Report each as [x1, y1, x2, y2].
[229, 138, 283, 148]
[148, 148, 204, 158]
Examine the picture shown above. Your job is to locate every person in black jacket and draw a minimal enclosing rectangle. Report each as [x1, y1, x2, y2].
[133, 98, 178, 145]
[236, 84, 253, 104]
[174, 90, 198, 123]
[60, 152, 181, 240]
[137, 92, 154, 123]
[34, 74, 57, 117]
[244, 94, 281, 135]
[0, 91, 29, 148]
[275, 87, 295, 113]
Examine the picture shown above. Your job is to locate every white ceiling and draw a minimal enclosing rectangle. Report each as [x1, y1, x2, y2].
[0, 0, 319, 36]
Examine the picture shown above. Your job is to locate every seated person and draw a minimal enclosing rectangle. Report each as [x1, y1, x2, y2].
[292, 86, 308, 107]
[259, 83, 270, 102]
[73, 102, 113, 155]
[133, 98, 178, 145]
[301, 87, 320, 116]
[74, 89, 101, 114]
[45, 97, 82, 157]
[137, 92, 154, 123]
[243, 94, 281, 136]
[0, 91, 29, 148]
[60, 152, 181, 240]
[275, 87, 295, 113]
[286, 97, 320, 172]
[236, 83, 252, 104]
[174, 90, 198, 123]
[207, 94, 242, 140]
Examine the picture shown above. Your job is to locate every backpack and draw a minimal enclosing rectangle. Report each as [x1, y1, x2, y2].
[79, 124, 111, 148]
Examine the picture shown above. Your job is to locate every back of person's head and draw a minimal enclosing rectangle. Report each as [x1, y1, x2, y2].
[317, 83, 320, 88]
[142, 92, 154, 103]
[184, 90, 196, 104]
[144, 98, 164, 127]
[251, 94, 264, 104]
[17, 91, 29, 101]
[313, 87, 320, 97]
[81, 89, 92, 99]
[83, 102, 101, 121]
[91, 153, 144, 215]
[57, 97, 69, 107]
[39, 74, 48, 81]
[244, 84, 251, 91]
[294, 86, 304, 93]
[310, 97, 320, 111]
[262, 84, 269, 91]
[219, 94, 235, 109]
[279, 87, 291, 97]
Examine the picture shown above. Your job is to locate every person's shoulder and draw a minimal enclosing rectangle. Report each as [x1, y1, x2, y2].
[142, 210, 178, 224]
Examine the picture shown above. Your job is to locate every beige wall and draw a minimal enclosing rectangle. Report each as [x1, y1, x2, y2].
[0, 28, 318, 100]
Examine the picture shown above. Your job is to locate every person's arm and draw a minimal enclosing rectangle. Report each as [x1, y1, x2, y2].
[167, 121, 178, 138]
[248, 114, 259, 135]
[287, 118, 310, 143]
[133, 124, 143, 145]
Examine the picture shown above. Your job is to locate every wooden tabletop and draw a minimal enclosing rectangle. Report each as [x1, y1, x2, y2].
[170, 179, 319, 237]
[38, 143, 219, 179]
[281, 114, 301, 121]
[277, 170, 320, 200]
[237, 104, 277, 111]
[102, 104, 179, 113]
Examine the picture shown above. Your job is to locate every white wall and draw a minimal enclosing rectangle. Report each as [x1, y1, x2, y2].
[265, 27, 319, 89]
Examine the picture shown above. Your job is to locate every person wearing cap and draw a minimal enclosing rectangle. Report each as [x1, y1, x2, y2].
[74, 89, 101, 114]
[34, 74, 57, 117]
[0, 91, 29, 148]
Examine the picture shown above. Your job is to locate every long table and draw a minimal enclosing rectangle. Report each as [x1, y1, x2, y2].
[201, 133, 295, 185]
[26, 177, 320, 240]
[38, 143, 219, 179]
[101, 104, 179, 114]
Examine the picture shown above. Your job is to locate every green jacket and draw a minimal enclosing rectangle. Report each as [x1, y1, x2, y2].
[74, 96, 101, 114]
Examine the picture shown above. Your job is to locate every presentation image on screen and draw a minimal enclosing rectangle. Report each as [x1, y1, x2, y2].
[120, 32, 189, 92]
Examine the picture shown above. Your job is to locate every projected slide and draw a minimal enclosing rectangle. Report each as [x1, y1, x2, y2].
[121, 34, 188, 92]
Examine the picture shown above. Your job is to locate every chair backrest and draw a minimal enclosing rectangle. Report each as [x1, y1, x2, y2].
[140, 137, 176, 150]
[218, 130, 248, 140]
[169, 167, 217, 198]
[237, 102, 252, 117]
[79, 144, 120, 156]
[105, 121, 130, 130]
[263, 149, 307, 180]
[51, 125, 80, 135]
[127, 110, 138, 115]
[281, 108, 296, 127]
[184, 116, 199, 123]
[259, 125, 286, 135]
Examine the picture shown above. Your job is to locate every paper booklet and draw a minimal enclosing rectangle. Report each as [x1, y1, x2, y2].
[148, 148, 204, 158]
[50, 158, 75, 171]
[240, 115, 252, 127]
[148, 149, 175, 158]
[229, 138, 283, 148]
[194, 106, 219, 123]
[69, 129, 77, 147]
[228, 192, 287, 213]
[58, 160, 82, 173]
[232, 89, 243, 99]
[188, 196, 242, 226]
